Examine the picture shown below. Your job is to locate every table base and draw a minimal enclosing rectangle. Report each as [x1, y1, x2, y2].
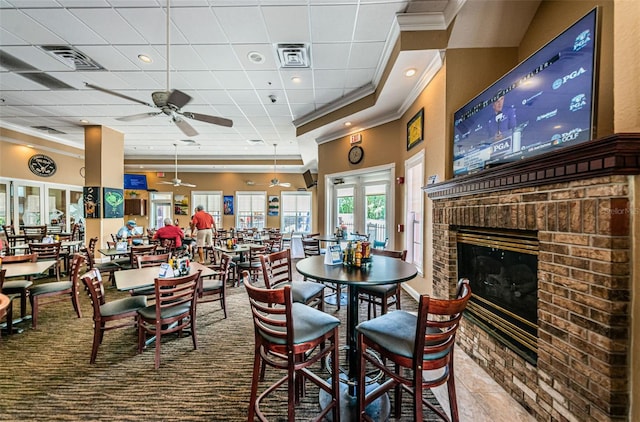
[319, 373, 390, 422]
[324, 292, 348, 307]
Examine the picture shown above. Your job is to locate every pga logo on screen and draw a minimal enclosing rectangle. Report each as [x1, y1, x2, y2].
[491, 139, 512, 157]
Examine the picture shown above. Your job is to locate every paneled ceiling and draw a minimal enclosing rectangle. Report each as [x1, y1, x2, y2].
[0, 0, 540, 174]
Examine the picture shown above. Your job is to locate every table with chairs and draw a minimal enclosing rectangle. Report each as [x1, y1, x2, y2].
[295, 254, 418, 420]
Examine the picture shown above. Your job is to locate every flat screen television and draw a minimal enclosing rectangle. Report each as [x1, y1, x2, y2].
[303, 169, 317, 188]
[123, 173, 148, 190]
[453, 8, 598, 177]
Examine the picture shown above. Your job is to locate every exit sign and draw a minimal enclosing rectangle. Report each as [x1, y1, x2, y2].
[349, 133, 362, 144]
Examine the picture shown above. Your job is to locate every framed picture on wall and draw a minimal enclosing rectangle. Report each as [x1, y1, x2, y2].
[174, 196, 189, 215]
[268, 195, 279, 216]
[103, 187, 124, 218]
[83, 186, 101, 219]
[407, 108, 424, 151]
[224, 195, 234, 215]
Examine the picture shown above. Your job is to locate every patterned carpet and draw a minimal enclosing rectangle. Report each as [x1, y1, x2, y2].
[0, 265, 443, 421]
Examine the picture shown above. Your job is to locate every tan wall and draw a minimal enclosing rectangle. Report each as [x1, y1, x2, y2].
[128, 170, 315, 232]
[0, 128, 84, 186]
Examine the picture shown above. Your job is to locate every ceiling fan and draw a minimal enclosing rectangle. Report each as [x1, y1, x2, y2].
[269, 144, 291, 188]
[85, 0, 232, 137]
[159, 143, 196, 187]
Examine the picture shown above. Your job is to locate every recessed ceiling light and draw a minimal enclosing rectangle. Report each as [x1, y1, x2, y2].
[291, 76, 301, 83]
[247, 51, 265, 64]
[344, 122, 352, 127]
[138, 54, 152, 63]
[79, 119, 88, 124]
[404, 68, 417, 77]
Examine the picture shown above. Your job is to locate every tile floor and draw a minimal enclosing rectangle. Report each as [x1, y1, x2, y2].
[432, 351, 536, 422]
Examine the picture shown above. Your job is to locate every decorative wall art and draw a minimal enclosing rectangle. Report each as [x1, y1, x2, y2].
[83, 186, 101, 219]
[103, 187, 124, 218]
[224, 195, 234, 215]
[268, 196, 279, 216]
[407, 108, 424, 151]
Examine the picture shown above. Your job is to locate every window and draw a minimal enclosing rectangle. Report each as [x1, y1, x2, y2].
[236, 191, 266, 230]
[192, 191, 222, 228]
[150, 192, 173, 228]
[281, 191, 312, 233]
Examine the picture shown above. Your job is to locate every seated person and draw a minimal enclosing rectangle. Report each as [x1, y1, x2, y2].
[153, 218, 185, 251]
[117, 220, 143, 245]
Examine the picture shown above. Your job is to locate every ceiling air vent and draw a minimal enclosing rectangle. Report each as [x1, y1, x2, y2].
[276, 43, 310, 68]
[31, 126, 66, 135]
[39, 45, 105, 71]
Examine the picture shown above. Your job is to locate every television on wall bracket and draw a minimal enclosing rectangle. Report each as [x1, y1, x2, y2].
[123, 173, 148, 190]
[452, 8, 599, 177]
[303, 169, 317, 188]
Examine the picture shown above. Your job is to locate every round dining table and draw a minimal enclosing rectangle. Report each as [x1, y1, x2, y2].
[296, 254, 418, 420]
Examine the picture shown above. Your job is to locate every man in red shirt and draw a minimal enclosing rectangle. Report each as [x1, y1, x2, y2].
[190, 205, 216, 263]
[153, 217, 185, 250]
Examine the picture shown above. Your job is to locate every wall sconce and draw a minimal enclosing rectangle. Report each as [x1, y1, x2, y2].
[396, 177, 404, 184]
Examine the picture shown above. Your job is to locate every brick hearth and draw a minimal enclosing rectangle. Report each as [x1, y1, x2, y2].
[425, 134, 639, 421]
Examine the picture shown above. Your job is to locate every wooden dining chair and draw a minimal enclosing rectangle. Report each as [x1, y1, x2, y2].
[259, 248, 325, 312]
[198, 253, 229, 318]
[2, 224, 26, 255]
[28, 254, 84, 328]
[28, 241, 62, 281]
[82, 237, 121, 285]
[136, 270, 202, 369]
[81, 269, 148, 364]
[0, 253, 36, 318]
[244, 272, 341, 422]
[128, 252, 172, 299]
[0, 269, 17, 335]
[357, 279, 471, 422]
[301, 237, 342, 310]
[359, 248, 408, 319]
[23, 225, 48, 243]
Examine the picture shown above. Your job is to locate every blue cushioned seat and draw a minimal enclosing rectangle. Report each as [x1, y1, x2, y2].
[100, 296, 147, 317]
[259, 302, 339, 345]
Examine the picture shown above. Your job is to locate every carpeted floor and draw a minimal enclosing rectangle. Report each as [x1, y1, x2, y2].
[0, 264, 443, 421]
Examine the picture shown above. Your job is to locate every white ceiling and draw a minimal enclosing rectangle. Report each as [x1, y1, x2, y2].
[0, 0, 539, 174]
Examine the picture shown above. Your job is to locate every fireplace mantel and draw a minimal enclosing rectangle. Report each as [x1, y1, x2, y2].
[425, 133, 640, 199]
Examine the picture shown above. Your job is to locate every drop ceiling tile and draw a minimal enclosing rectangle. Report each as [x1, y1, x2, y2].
[213, 7, 269, 44]
[313, 69, 347, 89]
[83, 46, 143, 71]
[353, 2, 406, 42]
[312, 43, 350, 69]
[310, 4, 357, 43]
[262, 5, 310, 43]
[226, 90, 263, 105]
[192, 45, 242, 71]
[247, 70, 284, 90]
[212, 70, 252, 89]
[23, 8, 107, 45]
[171, 7, 229, 44]
[231, 44, 278, 70]
[68, 9, 147, 45]
[0, 9, 66, 45]
[1, 46, 71, 72]
[348, 42, 385, 68]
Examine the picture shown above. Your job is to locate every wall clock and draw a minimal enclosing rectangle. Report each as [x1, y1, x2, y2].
[348, 145, 364, 164]
[28, 154, 57, 177]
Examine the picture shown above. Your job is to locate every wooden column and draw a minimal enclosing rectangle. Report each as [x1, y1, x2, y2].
[84, 125, 125, 260]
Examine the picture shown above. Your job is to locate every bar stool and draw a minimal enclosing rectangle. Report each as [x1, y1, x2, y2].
[356, 279, 472, 421]
[244, 271, 341, 421]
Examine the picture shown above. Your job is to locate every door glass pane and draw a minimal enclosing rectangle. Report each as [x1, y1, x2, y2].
[18, 185, 41, 227]
[48, 188, 66, 228]
[0, 183, 7, 226]
[69, 190, 84, 227]
[365, 184, 387, 243]
[336, 187, 354, 234]
[150, 192, 173, 229]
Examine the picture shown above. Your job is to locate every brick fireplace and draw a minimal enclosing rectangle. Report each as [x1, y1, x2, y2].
[425, 134, 639, 421]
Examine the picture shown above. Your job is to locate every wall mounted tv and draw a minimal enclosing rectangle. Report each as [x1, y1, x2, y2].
[303, 169, 317, 188]
[453, 8, 598, 177]
[123, 173, 148, 190]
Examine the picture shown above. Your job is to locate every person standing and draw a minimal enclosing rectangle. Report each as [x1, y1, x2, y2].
[190, 205, 215, 263]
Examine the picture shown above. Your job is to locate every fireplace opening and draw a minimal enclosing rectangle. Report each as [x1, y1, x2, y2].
[457, 228, 538, 364]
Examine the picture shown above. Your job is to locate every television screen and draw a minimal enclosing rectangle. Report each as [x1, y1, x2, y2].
[123, 173, 148, 190]
[303, 169, 316, 188]
[453, 8, 598, 177]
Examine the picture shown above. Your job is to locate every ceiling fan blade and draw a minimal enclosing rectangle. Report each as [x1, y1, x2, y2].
[180, 182, 196, 188]
[183, 111, 233, 128]
[173, 117, 198, 137]
[117, 112, 162, 122]
[85, 83, 153, 107]
[167, 89, 192, 109]
[279, 182, 291, 187]
[158, 181, 174, 185]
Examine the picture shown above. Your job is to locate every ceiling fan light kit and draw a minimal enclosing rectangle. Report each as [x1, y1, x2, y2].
[85, 0, 232, 137]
